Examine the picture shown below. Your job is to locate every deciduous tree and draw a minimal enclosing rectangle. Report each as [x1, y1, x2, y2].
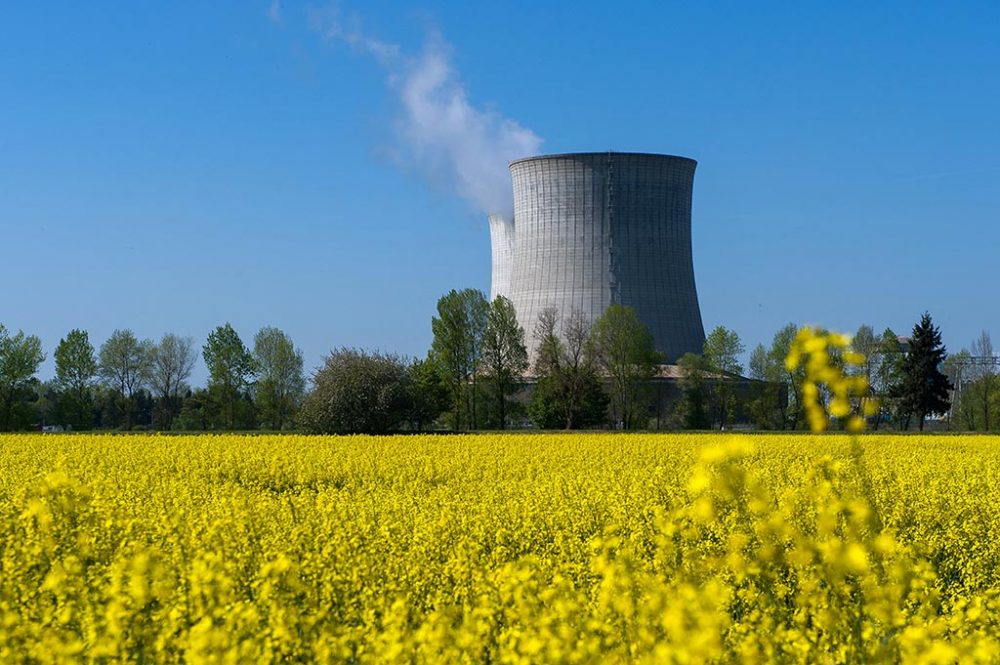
[746, 324, 802, 429]
[968, 330, 995, 430]
[676, 352, 711, 430]
[253, 327, 305, 431]
[871, 328, 905, 430]
[480, 296, 528, 429]
[943, 349, 975, 430]
[702, 326, 745, 428]
[589, 304, 662, 429]
[852, 325, 879, 388]
[54, 328, 97, 430]
[299, 348, 411, 434]
[203, 323, 255, 430]
[0, 324, 46, 431]
[529, 307, 609, 430]
[98, 329, 152, 430]
[148, 334, 197, 430]
[407, 355, 448, 431]
[430, 289, 489, 430]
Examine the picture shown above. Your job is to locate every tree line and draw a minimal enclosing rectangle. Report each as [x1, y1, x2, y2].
[733, 312, 952, 432]
[422, 289, 664, 432]
[0, 297, 958, 433]
[297, 289, 666, 433]
[0, 323, 304, 432]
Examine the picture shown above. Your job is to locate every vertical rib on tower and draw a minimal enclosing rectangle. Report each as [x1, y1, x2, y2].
[488, 214, 515, 301]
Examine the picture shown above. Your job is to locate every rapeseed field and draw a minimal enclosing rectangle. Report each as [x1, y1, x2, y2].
[2, 432, 1000, 663]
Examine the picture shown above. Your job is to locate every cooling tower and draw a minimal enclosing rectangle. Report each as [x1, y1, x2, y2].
[488, 214, 514, 301]
[502, 152, 705, 363]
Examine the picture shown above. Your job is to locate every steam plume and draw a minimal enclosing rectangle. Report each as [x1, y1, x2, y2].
[310, 4, 542, 218]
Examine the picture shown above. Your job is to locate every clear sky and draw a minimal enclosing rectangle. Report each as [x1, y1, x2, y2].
[2, 1, 998, 383]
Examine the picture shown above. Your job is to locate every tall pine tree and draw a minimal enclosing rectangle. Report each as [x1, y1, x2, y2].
[897, 312, 952, 431]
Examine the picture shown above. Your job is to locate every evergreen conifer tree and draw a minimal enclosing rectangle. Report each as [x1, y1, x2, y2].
[897, 313, 952, 431]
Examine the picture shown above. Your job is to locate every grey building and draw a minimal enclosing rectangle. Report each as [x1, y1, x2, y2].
[492, 152, 706, 364]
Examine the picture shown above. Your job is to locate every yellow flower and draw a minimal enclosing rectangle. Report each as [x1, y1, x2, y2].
[786, 326, 877, 433]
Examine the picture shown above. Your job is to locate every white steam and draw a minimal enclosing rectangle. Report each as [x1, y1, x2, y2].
[310, 5, 542, 217]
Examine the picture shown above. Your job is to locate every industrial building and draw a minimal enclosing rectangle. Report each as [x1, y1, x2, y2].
[490, 152, 706, 364]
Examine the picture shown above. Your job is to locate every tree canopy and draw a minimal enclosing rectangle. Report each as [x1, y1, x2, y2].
[528, 307, 608, 430]
[203, 323, 255, 429]
[431, 289, 489, 430]
[0, 324, 46, 431]
[148, 334, 197, 430]
[54, 329, 97, 430]
[480, 296, 528, 430]
[299, 348, 412, 434]
[98, 329, 152, 430]
[589, 304, 662, 429]
[253, 327, 305, 431]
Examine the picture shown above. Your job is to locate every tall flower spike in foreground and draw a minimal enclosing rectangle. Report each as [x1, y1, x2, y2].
[786, 327, 877, 433]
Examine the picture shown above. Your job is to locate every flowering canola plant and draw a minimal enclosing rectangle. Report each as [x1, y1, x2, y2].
[785, 326, 878, 433]
[3, 430, 1000, 663]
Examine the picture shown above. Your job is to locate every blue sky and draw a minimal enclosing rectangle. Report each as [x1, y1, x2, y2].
[2, 1, 998, 383]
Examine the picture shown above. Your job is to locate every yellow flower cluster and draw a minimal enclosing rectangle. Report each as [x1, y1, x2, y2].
[786, 326, 877, 433]
[2, 433, 1000, 662]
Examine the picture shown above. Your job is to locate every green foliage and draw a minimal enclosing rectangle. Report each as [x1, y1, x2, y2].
[896, 313, 952, 431]
[480, 296, 528, 430]
[203, 324, 255, 430]
[528, 307, 608, 430]
[253, 327, 305, 431]
[746, 345, 776, 431]
[589, 304, 662, 429]
[174, 388, 212, 431]
[148, 334, 197, 431]
[91, 385, 155, 431]
[430, 289, 489, 430]
[948, 331, 998, 432]
[851, 325, 879, 386]
[675, 352, 711, 430]
[528, 306, 565, 430]
[299, 348, 412, 434]
[869, 328, 905, 430]
[747, 323, 803, 430]
[947, 340, 1000, 433]
[98, 329, 153, 430]
[703, 326, 744, 375]
[30, 380, 60, 429]
[529, 372, 608, 430]
[0, 324, 46, 431]
[702, 326, 745, 428]
[53, 329, 97, 431]
[406, 356, 448, 431]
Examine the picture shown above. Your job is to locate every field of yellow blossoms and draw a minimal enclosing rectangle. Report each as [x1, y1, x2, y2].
[3, 432, 1000, 663]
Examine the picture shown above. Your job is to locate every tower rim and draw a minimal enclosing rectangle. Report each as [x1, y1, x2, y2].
[509, 151, 697, 168]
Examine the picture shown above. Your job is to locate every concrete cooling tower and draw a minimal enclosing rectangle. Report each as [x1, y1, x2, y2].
[491, 152, 706, 364]
[488, 214, 514, 301]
